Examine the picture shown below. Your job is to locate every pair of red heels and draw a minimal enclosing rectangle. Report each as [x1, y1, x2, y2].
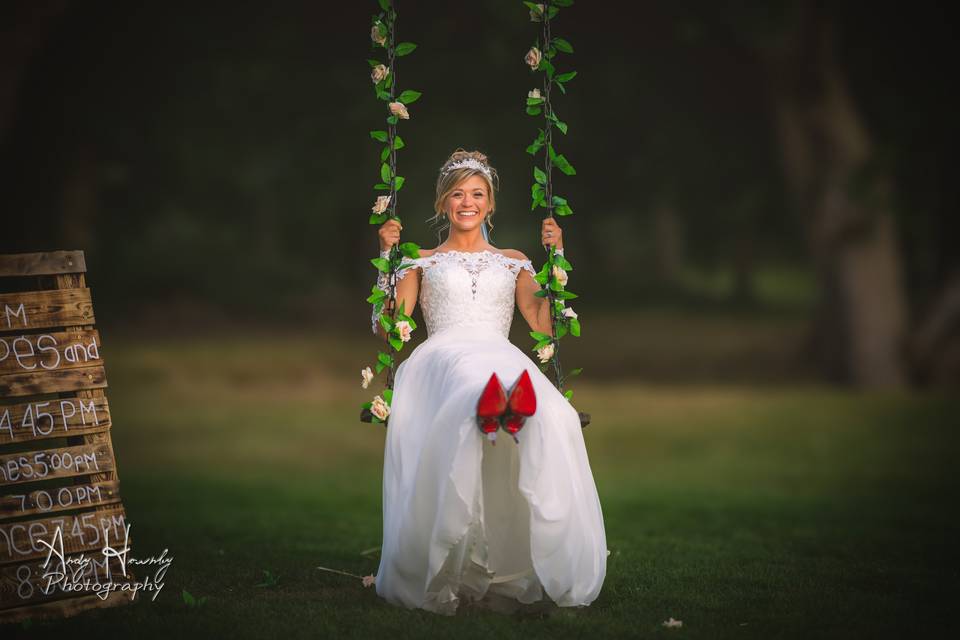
[476, 370, 537, 444]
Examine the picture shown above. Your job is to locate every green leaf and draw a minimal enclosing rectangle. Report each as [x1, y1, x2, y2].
[399, 241, 420, 259]
[525, 105, 542, 116]
[563, 389, 574, 401]
[556, 71, 578, 83]
[533, 338, 552, 350]
[550, 278, 564, 292]
[392, 135, 405, 149]
[386, 115, 399, 125]
[362, 401, 373, 410]
[378, 351, 393, 366]
[370, 130, 388, 142]
[378, 0, 391, 11]
[568, 367, 583, 377]
[556, 323, 568, 338]
[526, 130, 546, 155]
[394, 176, 405, 190]
[375, 362, 385, 374]
[526, 97, 545, 106]
[556, 155, 576, 174]
[570, 318, 581, 336]
[380, 146, 391, 162]
[368, 58, 382, 68]
[530, 330, 551, 341]
[555, 81, 566, 95]
[552, 195, 568, 206]
[381, 163, 392, 183]
[552, 37, 574, 53]
[534, 272, 548, 285]
[555, 290, 578, 300]
[555, 204, 573, 216]
[555, 255, 573, 270]
[379, 314, 392, 333]
[397, 90, 421, 104]
[182, 590, 196, 606]
[376, 89, 390, 101]
[366, 289, 387, 304]
[369, 213, 388, 225]
[384, 388, 393, 404]
[534, 289, 548, 298]
[547, 5, 559, 18]
[533, 166, 547, 185]
[388, 336, 403, 351]
[371, 257, 390, 272]
[374, 182, 390, 190]
[540, 58, 555, 79]
[395, 42, 417, 56]
[555, 119, 569, 135]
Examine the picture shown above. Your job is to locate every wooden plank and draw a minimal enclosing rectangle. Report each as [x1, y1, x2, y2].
[0, 442, 114, 488]
[0, 252, 86, 278]
[0, 587, 135, 623]
[0, 289, 94, 332]
[0, 504, 127, 564]
[0, 480, 121, 521]
[0, 329, 102, 376]
[0, 365, 106, 398]
[0, 552, 127, 611]
[0, 396, 110, 446]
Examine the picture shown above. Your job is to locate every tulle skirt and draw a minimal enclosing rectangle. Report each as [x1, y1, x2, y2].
[375, 325, 607, 615]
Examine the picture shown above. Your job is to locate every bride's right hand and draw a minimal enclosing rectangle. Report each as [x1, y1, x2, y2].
[379, 219, 402, 252]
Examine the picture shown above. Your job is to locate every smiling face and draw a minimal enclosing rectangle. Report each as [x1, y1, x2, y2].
[445, 174, 492, 231]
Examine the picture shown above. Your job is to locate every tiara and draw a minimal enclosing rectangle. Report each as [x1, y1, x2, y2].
[440, 158, 492, 180]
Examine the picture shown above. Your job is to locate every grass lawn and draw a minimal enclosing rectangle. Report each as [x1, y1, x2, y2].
[7, 327, 958, 638]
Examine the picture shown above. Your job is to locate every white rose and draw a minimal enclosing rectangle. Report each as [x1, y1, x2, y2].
[536, 342, 555, 363]
[395, 320, 412, 342]
[371, 395, 390, 420]
[371, 64, 389, 83]
[370, 23, 387, 46]
[528, 88, 541, 100]
[388, 101, 409, 119]
[524, 47, 542, 70]
[361, 366, 374, 389]
[562, 306, 578, 320]
[552, 265, 568, 287]
[372, 195, 391, 214]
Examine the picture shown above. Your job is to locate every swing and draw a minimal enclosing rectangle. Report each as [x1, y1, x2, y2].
[359, 0, 589, 430]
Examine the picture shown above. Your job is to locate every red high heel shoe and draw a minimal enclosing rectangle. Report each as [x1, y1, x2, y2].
[476, 373, 507, 444]
[502, 370, 537, 443]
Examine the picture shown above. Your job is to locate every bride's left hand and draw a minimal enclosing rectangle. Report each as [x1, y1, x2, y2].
[541, 217, 563, 250]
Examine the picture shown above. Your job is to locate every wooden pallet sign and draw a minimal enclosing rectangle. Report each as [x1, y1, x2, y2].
[0, 250, 137, 623]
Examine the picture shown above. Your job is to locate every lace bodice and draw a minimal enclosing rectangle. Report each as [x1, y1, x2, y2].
[395, 250, 535, 338]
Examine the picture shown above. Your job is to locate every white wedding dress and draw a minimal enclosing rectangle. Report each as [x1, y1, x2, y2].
[375, 249, 607, 615]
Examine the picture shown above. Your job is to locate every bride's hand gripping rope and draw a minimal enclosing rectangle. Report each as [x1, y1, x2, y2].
[541, 217, 563, 251]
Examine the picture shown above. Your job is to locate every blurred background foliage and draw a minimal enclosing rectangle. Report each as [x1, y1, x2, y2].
[1, 0, 957, 387]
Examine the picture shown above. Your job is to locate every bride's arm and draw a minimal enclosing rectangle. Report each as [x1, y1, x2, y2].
[373, 219, 423, 339]
[516, 267, 553, 336]
[515, 217, 565, 336]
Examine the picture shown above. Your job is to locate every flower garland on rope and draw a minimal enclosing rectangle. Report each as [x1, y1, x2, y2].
[362, 0, 422, 424]
[524, 0, 582, 402]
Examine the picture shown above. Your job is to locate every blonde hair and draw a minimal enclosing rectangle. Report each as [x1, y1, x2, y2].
[430, 149, 499, 236]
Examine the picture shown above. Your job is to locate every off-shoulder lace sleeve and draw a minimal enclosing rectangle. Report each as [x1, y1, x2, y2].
[517, 259, 536, 277]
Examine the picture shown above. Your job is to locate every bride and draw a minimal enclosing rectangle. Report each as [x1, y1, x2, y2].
[370, 149, 607, 615]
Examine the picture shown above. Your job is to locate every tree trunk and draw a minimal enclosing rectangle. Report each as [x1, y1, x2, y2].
[768, 4, 908, 388]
